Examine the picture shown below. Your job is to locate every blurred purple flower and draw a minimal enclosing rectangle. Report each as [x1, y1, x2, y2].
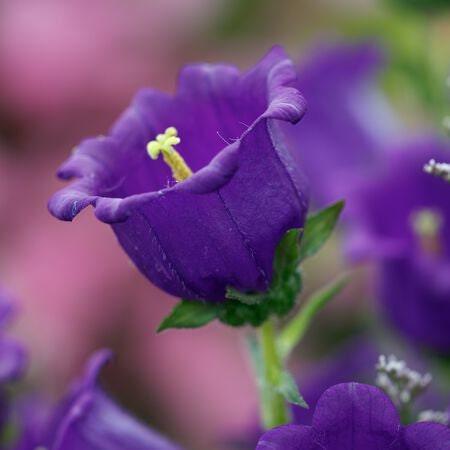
[49, 47, 309, 301]
[281, 41, 400, 207]
[0, 289, 26, 383]
[256, 382, 450, 450]
[347, 137, 450, 353]
[14, 350, 182, 450]
[0, 287, 26, 432]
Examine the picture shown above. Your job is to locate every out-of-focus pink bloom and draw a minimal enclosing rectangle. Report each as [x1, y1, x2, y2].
[129, 297, 257, 448]
[0, 0, 218, 122]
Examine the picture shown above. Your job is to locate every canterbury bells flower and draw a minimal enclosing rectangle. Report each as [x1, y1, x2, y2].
[48, 47, 309, 301]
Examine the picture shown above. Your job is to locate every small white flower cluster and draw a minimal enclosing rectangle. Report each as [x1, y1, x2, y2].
[424, 159, 450, 182]
[418, 409, 450, 425]
[375, 355, 432, 408]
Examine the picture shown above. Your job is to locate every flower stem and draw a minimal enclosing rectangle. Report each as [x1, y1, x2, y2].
[258, 320, 290, 429]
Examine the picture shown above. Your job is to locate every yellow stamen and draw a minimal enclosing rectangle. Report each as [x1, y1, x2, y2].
[411, 209, 443, 255]
[146, 127, 193, 182]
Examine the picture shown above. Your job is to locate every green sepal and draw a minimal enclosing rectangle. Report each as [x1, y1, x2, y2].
[226, 287, 266, 305]
[157, 300, 220, 332]
[276, 370, 309, 409]
[299, 200, 345, 262]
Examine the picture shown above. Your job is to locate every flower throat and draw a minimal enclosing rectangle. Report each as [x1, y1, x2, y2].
[411, 208, 443, 255]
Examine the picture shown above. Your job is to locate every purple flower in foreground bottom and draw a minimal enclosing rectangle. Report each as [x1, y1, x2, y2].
[256, 382, 450, 450]
[49, 46, 309, 302]
[346, 137, 450, 352]
[15, 350, 182, 450]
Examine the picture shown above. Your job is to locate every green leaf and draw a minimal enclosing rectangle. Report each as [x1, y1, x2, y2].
[299, 201, 345, 262]
[157, 300, 220, 332]
[273, 229, 302, 281]
[387, 0, 450, 13]
[278, 274, 349, 359]
[276, 371, 308, 409]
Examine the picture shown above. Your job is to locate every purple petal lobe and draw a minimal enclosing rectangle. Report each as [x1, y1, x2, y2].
[0, 337, 27, 383]
[402, 422, 450, 449]
[256, 424, 313, 450]
[39, 349, 182, 450]
[52, 391, 182, 450]
[312, 383, 400, 449]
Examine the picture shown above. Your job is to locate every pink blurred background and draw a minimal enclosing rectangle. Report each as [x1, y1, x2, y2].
[0, 0, 388, 448]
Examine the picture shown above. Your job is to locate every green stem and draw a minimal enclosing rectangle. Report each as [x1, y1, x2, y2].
[400, 403, 414, 425]
[258, 320, 290, 429]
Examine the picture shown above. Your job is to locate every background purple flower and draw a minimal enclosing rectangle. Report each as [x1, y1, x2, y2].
[13, 349, 182, 450]
[0, 289, 26, 383]
[346, 137, 450, 353]
[280, 41, 400, 207]
[0, 287, 26, 433]
[49, 47, 309, 301]
[256, 382, 450, 449]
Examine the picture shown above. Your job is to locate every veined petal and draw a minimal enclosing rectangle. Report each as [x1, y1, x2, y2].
[312, 383, 400, 449]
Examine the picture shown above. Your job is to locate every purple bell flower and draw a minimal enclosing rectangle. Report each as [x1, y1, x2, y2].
[346, 137, 450, 353]
[14, 349, 182, 450]
[256, 382, 450, 449]
[48, 47, 309, 302]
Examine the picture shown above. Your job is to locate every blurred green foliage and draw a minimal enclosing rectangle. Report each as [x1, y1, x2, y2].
[387, 0, 450, 13]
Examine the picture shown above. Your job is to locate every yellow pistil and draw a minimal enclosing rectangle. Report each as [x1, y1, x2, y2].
[411, 209, 443, 255]
[146, 127, 193, 182]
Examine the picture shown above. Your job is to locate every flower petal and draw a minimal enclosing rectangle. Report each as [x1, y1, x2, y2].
[40, 350, 182, 450]
[345, 136, 450, 262]
[378, 255, 450, 352]
[51, 391, 182, 450]
[0, 336, 27, 383]
[49, 46, 306, 224]
[402, 422, 450, 449]
[256, 424, 313, 450]
[312, 383, 401, 449]
[282, 41, 398, 206]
